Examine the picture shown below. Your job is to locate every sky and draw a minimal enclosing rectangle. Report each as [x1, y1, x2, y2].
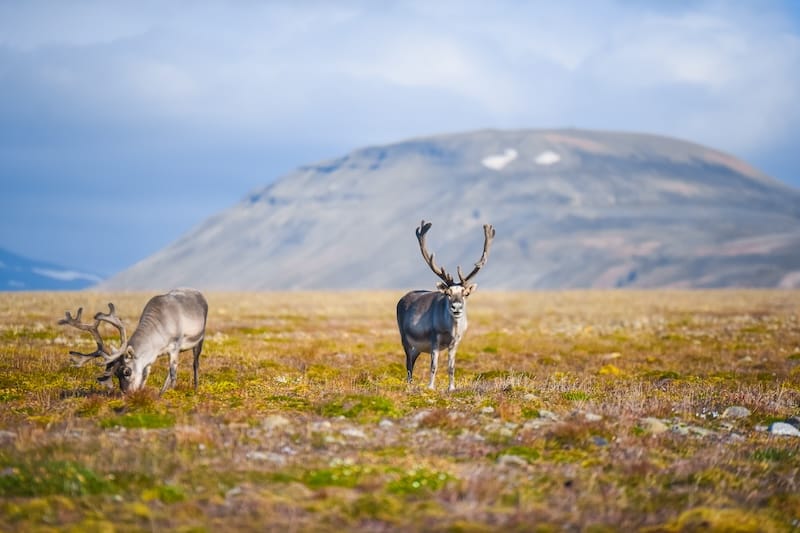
[1, 1, 799, 277]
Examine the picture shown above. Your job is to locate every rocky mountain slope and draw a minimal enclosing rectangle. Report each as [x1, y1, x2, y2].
[100, 129, 800, 290]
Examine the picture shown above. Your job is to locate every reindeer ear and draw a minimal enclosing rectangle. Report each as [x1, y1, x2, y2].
[465, 283, 477, 296]
[436, 282, 449, 292]
[125, 345, 135, 360]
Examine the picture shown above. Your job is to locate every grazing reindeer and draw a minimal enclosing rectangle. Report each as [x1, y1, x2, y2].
[59, 288, 208, 394]
[397, 220, 495, 391]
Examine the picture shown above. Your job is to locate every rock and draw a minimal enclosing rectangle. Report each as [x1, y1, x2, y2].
[538, 410, 560, 421]
[584, 412, 603, 422]
[481, 406, 495, 415]
[262, 414, 290, 431]
[686, 425, 716, 438]
[639, 417, 669, 434]
[497, 454, 529, 467]
[522, 419, 551, 430]
[340, 427, 367, 439]
[592, 436, 608, 446]
[378, 418, 394, 428]
[721, 406, 751, 419]
[769, 422, 800, 436]
[246, 451, 287, 464]
[310, 421, 332, 431]
[0, 431, 16, 440]
[408, 410, 432, 428]
[785, 416, 800, 430]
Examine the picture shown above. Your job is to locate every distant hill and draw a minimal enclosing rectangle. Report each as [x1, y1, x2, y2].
[0, 248, 103, 291]
[100, 129, 800, 290]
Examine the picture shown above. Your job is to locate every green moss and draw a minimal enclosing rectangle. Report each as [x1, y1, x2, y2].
[303, 462, 373, 488]
[100, 412, 175, 429]
[267, 394, 312, 411]
[348, 493, 403, 522]
[1, 328, 59, 342]
[0, 460, 115, 497]
[386, 468, 453, 495]
[474, 370, 534, 381]
[305, 364, 342, 384]
[752, 447, 796, 462]
[318, 394, 398, 420]
[660, 506, 781, 532]
[562, 391, 591, 402]
[0, 387, 22, 402]
[142, 484, 186, 504]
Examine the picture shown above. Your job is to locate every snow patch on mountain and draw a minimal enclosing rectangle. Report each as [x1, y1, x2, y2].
[535, 151, 561, 165]
[482, 148, 518, 170]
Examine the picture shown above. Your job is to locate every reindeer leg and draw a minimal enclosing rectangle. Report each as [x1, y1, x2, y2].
[192, 339, 204, 390]
[160, 346, 180, 395]
[404, 344, 420, 383]
[428, 348, 439, 389]
[447, 342, 459, 392]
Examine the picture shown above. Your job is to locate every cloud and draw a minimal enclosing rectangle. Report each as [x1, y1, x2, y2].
[1, 0, 799, 274]
[2, 1, 798, 154]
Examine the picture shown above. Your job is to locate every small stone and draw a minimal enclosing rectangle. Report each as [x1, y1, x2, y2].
[639, 417, 669, 434]
[340, 427, 367, 439]
[538, 409, 560, 421]
[785, 416, 800, 430]
[311, 421, 332, 431]
[584, 412, 603, 422]
[378, 419, 394, 428]
[769, 422, 800, 437]
[246, 451, 286, 464]
[0, 431, 16, 440]
[481, 406, 495, 414]
[686, 425, 716, 437]
[262, 415, 290, 431]
[522, 393, 537, 402]
[522, 419, 551, 430]
[671, 423, 690, 436]
[497, 454, 528, 467]
[592, 435, 608, 446]
[721, 406, 751, 419]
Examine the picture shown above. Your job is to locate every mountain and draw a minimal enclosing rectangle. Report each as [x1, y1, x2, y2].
[100, 129, 800, 290]
[0, 248, 103, 291]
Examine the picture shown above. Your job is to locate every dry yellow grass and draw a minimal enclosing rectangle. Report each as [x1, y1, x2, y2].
[0, 290, 799, 531]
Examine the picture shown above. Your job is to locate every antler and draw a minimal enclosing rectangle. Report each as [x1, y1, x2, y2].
[457, 224, 496, 285]
[416, 220, 454, 285]
[94, 303, 127, 349]
[58, 303, 127, 367]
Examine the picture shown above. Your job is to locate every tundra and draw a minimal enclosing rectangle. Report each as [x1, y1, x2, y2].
[59, 288, 208, 394]
[397, 220, 495, 391]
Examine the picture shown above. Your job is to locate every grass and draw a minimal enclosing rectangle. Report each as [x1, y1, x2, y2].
[0, 290, 798, 531]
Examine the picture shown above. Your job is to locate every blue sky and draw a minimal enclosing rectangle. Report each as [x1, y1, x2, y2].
[1, 1, 799, 276]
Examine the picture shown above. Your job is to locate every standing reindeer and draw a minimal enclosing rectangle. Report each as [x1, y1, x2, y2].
[59, 288, 208, 394]
[397, 220, 495, 391]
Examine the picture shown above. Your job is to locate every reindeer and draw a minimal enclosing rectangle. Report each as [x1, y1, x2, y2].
[397, 220, 495, 391]
[58, 288, 208, 394]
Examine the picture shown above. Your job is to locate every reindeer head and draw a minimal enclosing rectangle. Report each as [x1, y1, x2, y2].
[58, 303, 129, 391]
[415, 220, 495, 317]
[115, 345, 152, 393]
